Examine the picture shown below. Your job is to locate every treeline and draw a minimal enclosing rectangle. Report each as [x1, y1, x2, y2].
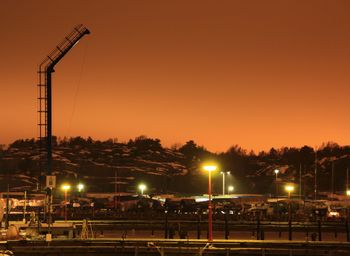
[1, 137, 350, 195]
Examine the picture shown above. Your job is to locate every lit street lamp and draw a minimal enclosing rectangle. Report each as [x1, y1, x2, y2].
[220, 171, 230, 196]
[77, 183, 84, 193]
[138, 183, 147, 195]
[228, 185, 234, 194]
[61, 184, 71, 221]
[285, 184, 294, 241]
[203, 164, 217, 242]
[274, 169, 279, 198]
[285, 185, 294, 198]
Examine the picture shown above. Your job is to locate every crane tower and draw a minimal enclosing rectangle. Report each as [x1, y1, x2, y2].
[38, 24, 90, 182]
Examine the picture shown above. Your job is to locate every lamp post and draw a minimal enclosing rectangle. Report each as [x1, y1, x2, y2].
[61, 184, 71, 221]
[221, 171, 230, 196]
[285, 184, 294, 240]
[138, 183, 146, 195]
[347, 190, 350, 242]
[204, 165, 217, 242]
[274, 169, 279, 198]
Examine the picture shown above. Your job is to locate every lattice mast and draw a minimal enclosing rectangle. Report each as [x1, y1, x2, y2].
[38, 24, 90, 178]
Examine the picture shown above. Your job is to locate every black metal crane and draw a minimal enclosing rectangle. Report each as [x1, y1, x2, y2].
[38, 24, 90, 179]
[37, 24, 90, 228]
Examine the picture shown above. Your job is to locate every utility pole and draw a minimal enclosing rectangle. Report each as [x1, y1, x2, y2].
[331, 161, 334, 200]
[299, 163, 302, 199]
[314, 150, 317, 201]
[347, 167, 349, 191]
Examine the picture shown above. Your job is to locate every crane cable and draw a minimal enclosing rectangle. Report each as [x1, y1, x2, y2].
[66, 40, 89, 138]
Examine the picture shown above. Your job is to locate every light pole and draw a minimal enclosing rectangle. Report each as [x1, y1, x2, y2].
[204, 164, 217, 242]
[314, 149, 318, 200]
[61, 184, 71, 221]
[274, 169, 279, 198]
[285, 184, 294, 240]
[347, 190, 350, 242]
[138, 183, 146, 195]
[285, 185, 294, 239]
[221, 171, 230, 196]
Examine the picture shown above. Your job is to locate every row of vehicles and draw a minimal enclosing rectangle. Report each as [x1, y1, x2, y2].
[0, 193, 349, 221]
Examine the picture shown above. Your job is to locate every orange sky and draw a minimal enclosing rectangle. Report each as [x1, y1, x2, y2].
[1, 0, 350, 152]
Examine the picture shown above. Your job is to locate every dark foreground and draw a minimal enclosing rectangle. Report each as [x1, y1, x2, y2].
[1, 239, 350, 256]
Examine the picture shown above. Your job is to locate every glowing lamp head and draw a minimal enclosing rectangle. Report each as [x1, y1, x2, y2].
[274, 169, 279, 174]
[138, 184, 146, 190]
[204, 165, 217, 172]
[347, 190, 350, 196]
[138, 184, 146, 194]
[228, 186, 234, 192]
[61, 184, 71, 191]
[285, 185, 294, 192]
[77, 183, 84, 192]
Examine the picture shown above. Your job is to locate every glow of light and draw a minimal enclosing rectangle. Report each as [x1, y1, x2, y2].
[204, 165, 217, 172]
[61, 184, 71, 191]
[285, 185, 294, 192]
[77, 183, 84, 192]
[274, 169, 279, 174]
[138, 183, 147, 194]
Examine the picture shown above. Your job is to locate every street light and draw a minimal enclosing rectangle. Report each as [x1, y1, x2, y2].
[203, 164, 217, 242]
[77, 183, 84, 193]
[285, 185, 294, 195]
[220, 171, 230, 196]
[285, 184, 294, 240]
[274, 169, 279, 198]
[138, 183, 146, 195]
[61, 184, 71, 221]
[228, 185, 234, 194]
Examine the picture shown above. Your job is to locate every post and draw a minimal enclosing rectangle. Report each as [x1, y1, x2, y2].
[208, 170, 213, 241]
[5, 184, 9, 229]
[64, 190, 68, 221]
[318, 219, 322, 241]
[346, 208, 350, 242]
[197, 213, 201, 239]
[314, 150, 317, 200]
[299, 164, 302, 199]
[23, 190, 27, 223]
[331, 162, 334, 200]
[275, 172, 278, 198]
[224, 210, 229, 239]
[164, 211, 168, 239]
[274, 169, 279, 198]
[288, 191, 292, 240]
[256, 214, 260, 240]
[347, 168, 349, 191]
[114, 169, 118, 211]
[222, 172, 225, 196]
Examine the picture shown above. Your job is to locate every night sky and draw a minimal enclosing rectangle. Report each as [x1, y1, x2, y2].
[1, 0, 350, 152]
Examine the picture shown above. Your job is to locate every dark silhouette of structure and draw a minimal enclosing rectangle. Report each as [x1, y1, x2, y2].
[37, 24, 90, 225]
[38, 24, 90, 178]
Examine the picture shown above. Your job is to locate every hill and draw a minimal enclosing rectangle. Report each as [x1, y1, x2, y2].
[0, 137, 350, 197]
